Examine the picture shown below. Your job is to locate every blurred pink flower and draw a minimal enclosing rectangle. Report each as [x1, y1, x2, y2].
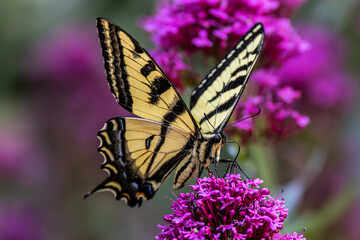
[0, 124, 44, 184]
[141, 0, 308, 89]
[234, 24, 356, 142]
[276, 0, 307, 16]
[24, 25, 103, 85]
[0, 128, 30, 176]
[23, 24, 128, 147]
[157, 174, 305, 239]
[235, 71, 309, 141]
[278, 24, 357, 112]
[0, 204, 46, 240]
[272, 231, 306, 240]
[233, 96, 262, 142]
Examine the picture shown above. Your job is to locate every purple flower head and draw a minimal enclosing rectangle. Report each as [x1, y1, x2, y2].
[233, 70, 310, 142]
[140, 0, 314, 142]
[141, 0, 308, 84]
[272, 230, 306, 240]
[23, 24, 103, 85]
[157, 174, 305, 239]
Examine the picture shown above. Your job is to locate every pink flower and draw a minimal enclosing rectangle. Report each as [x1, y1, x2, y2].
[140, 0, 308, 85]
[276, 86, 301, 104]
[278, 24, 358, 112]
[272, 230, 306, 240]
[140, 0, 313, 141]
[234, 24, 356, 142]
[157, 174, 305, 239]
[23, 25, 103, 84]
[234, 71, 310, 141]
[0, 124, 43, 184]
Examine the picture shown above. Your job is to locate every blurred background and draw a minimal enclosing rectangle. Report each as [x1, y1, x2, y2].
[0, 0, 360, 239]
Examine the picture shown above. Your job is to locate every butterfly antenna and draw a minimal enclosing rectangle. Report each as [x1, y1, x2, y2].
[224, 107, 261, 130]
[204, 113, 216, 132]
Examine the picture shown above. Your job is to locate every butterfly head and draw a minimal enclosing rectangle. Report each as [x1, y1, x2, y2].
[212, 132, 226, 144]
[201, 132, 226, 164]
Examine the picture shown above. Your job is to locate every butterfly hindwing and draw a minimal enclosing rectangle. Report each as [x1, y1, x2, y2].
[89, 117, 194, 207]
[190, 23, 264, 133]
[96, 18, 199, 135]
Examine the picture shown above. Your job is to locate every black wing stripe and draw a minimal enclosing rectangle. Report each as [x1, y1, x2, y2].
[198, 95, 237, 125]
[97, 21, 134, 112]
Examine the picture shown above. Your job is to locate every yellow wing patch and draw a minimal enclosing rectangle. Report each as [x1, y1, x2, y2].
[190, 23, 264, 133]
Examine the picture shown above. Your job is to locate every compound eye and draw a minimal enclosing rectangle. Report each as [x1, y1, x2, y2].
[213, 134, 221, 143]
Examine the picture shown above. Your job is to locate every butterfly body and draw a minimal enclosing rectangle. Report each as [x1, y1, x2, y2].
[87, 18, 264, 207]
[173, 132, 226, 190]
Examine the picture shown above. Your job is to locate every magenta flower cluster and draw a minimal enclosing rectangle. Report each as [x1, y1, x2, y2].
[157, 174, 305, 239]
[234, 69, 310, 142]
[141, 0, 357, 142]
[141, 0, 311, 141]
[234, 24, 357, 141]
[142, 0, 308, 63]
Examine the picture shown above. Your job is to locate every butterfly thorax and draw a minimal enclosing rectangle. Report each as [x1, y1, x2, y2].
[200, 132, 226, 165]
[172, 132, 225, 190]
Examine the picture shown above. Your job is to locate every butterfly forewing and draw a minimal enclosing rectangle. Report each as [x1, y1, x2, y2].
[190, 23, 264, 133]
[96, 18, 199, 135]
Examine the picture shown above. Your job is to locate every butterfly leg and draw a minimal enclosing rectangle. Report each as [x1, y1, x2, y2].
[211, 157, 220, 178]
[198, 166, 205, 178]
[219, 159, 250, 179]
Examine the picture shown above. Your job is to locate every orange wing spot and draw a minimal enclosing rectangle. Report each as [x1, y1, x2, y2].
[136, 192, 147, 200]
[122, 192, 131, 200]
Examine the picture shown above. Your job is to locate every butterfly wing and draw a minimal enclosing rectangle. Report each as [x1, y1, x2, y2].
[87, 117, 194, 207]
[96, 18, 199, 135]
[190, 23, 264, 133]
